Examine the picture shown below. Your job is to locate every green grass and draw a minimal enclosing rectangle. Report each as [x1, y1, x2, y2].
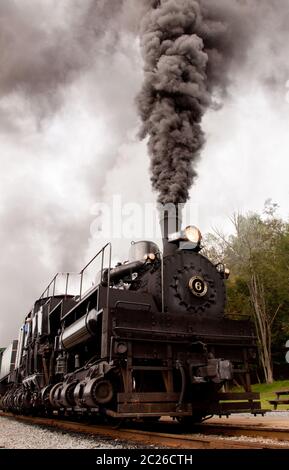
[234, 380, 289, 410]
[252, 380, 289, 410]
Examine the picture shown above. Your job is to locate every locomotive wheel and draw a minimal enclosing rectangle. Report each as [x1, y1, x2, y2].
[41, 384, 53, 409]
[59, 381, 77, 407]
[100, 369, 125, 426]
[90, 379, 114, 405]
[49, 383, 63, 409]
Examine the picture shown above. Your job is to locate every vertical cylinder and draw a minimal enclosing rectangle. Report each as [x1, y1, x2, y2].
[159, 203, 183, 257]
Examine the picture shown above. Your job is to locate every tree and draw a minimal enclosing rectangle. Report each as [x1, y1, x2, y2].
[204, 202, 289, 383]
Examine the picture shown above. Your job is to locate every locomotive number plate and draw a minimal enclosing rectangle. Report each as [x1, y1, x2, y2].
[188, 276, 208, 297]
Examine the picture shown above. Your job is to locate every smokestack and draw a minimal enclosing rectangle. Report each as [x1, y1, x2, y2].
[159, 203, 183, 257]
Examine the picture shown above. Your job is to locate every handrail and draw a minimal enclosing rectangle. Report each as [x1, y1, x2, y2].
[39, 272, 79, 300]
[38, 243, 112, 308]
[79, 242, 111, 300]
[39, 274, 58, 300]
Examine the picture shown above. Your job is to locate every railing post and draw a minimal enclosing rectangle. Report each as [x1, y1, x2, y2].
[106, 243, 112, 308]
[80, 272, 83, 300]
[100, 249, 104, 281]
[161, 253, 164, 313]
[65, 273, 69, 298]
[52, 275, 57, 298]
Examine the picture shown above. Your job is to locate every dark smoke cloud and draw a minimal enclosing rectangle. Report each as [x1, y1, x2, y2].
[0, 1, 87, 120]
[0, 177, 93, 344]
[198, 0, 289, 92]
[137, 0, 208, 204]
[0, 0, 144, 124]
[0, 0, 144, 346]
[137, 0, 289, 204]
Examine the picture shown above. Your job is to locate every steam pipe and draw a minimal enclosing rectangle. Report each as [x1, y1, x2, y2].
[103, 260, 146, 285]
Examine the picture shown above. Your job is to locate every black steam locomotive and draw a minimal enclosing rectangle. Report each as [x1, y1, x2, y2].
[0, 209, 262, 423]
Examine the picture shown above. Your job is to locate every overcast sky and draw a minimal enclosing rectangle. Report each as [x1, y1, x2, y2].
[0, 0, 289, 346]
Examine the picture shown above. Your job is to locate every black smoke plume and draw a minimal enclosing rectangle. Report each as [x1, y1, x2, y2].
[137, 0, 289, 204]
[137, 0, 209, 204]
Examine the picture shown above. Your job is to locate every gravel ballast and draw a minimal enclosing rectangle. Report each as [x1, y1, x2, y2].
[0, 416, 135, 449]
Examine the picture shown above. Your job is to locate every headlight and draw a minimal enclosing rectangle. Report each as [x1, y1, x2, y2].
[215, 263, 230, 279]
[167, 225, 203, 251]
[185, 226, 202, 244]
[143, 253, 156, 261]
[224, 267, 230, 279]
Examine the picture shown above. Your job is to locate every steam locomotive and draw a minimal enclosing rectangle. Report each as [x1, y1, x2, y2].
[0, 209, 262, 423]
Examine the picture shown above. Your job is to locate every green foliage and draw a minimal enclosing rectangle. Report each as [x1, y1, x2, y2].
[226, 277, 251, 318]
[204, 200, 289, 377]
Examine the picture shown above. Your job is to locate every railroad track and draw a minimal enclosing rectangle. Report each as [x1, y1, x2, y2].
[1, 411, 289, 449]
[196, 421, 289, 443]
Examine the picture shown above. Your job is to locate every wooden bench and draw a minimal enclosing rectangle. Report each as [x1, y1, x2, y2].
[268, 390, 289, 410]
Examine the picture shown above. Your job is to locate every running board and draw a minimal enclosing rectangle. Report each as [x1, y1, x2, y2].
[115, 391, 264, 418]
